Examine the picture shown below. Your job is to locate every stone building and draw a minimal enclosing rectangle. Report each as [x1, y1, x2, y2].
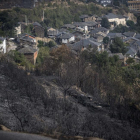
[128, 0, 140, 12]
[33, 22, 44, 38]
[18, 46, 38, 64]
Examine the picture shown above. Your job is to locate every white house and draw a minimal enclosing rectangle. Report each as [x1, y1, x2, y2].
[59, 33, 75, 44]
[0, 37, 6, 54]
[104, 13, 126, 27]
[100, 0, 112, 7]
[73, 22, 88, 33]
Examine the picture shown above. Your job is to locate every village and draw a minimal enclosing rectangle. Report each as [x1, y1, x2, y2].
[0, 8, 139, 66]
[1, 1, 140, 140]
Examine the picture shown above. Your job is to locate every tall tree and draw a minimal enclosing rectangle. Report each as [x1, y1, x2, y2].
[101, 18, 110, 29]
[110, 37, 127, 54]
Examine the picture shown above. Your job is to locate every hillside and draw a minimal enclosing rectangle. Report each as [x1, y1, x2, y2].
[0, 0, 35, 9]
[1, 51, 140, 140]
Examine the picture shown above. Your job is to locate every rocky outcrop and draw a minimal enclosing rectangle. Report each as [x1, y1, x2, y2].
[0, 125, 11, 131]
[127, 12, 137, 24]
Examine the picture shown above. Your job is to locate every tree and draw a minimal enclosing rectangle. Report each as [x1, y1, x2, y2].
[101, 18, 110, 29]
[126, 20, 135, 27]
[110, 37, 128, 54]
[126, 57, 135, 65]
[113, 0, 120, 6]
[103, 37, 109, 45]
[137, 16, 140, 26]
[48, 41, 56, 48]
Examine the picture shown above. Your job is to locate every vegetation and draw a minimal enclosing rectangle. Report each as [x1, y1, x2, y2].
[0, 3, 109, 37]
[1, 44, 140, 139]
[101, 18, 110, 29]
[12, 51, 34, 70]
[110, 37, 128, 54]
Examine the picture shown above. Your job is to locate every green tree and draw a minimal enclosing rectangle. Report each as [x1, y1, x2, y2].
[101, 18, 110, 29]
[110, 37, 128, 54]
[137, 16, 140, 26]
[103, 37, 109, 44]
[126, 20, 135, 27]
[48, 41, 56, 48]
[126, 57, 135, 65]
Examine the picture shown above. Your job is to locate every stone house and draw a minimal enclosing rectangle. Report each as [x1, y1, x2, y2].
[73, 22, 88, 33]
[67, 38, 104, 53]
[86, 21, 100, 31]
[90, 27, 109, 38]
[72, 31, 88, 41]
[18, 46, 38, 64]
[79, 15, 97, 22]
[47, 27, 59, 38]
[0, 37, 6, 54]
[107, 33, 126, 43]
[61, 24, 75, 30]
[17, 34, 37, 48]
[33, 22, 44, 38]
[57, 33, 75, 44]
[104, 13, 126, 28]
[123, 32, 136, 38]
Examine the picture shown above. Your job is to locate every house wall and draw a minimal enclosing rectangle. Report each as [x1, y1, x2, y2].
[20, 38, 37, 48]
[0, 39, 6, 54]
[62, 36, 75, 44]
[69, 36, 75, 42]
[24, 51, 38, 64]
[84, 16, 96, 22]
[84, 26, 88, 33]
[34, 26, 44, 38]
[108, 18, 126, 25]
[62, 39, 68, 44]
[34, 51, 38, 64]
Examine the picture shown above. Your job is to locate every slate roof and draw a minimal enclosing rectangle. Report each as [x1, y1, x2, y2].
[59, 33, 74, 39]
[104, 13, 125, 19]
[85, 21, 98, 27]
[19, 34, 36, 42]
[126, 47, 137, 56]
[123, 37, 139, 45]
[61, 24, 75, 29]
[73, 22, 97, 27]
[107, 33, 124, 38]
[48, 30, 59, 36]
[135, 40, 140, 46]
[33, 22, 42, 27]
[90, 27, 109, 34]
[18, 47, 37, 54]
[67, 38, 101, 52]
[123, 32, 136, 37]
[109, 53, 124, 60]
[73, 22, 88, 27]
[135, 34, 140, 39]
[73, 31, 85, 35]
[58, 28, 70, 33]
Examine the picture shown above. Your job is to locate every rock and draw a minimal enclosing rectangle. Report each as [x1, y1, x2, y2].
[0, 125, 11, 131]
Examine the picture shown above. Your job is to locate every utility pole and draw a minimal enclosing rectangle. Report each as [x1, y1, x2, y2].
[42, 10, 44, 22]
